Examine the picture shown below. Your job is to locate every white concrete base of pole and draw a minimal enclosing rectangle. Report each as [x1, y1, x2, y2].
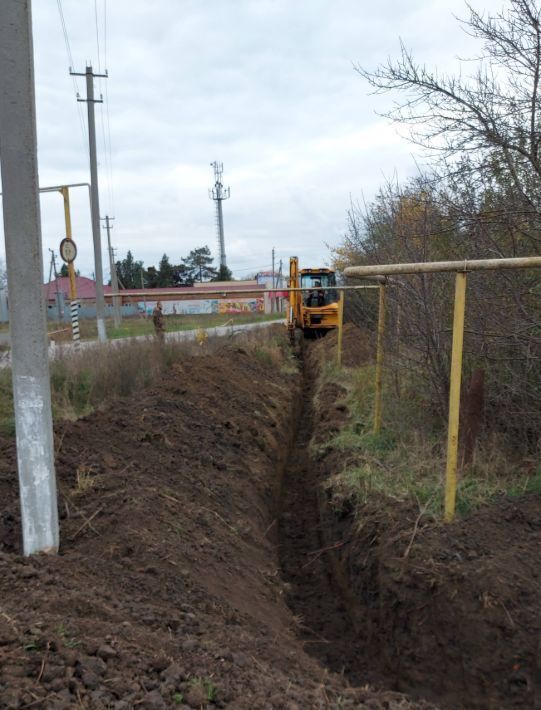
[14, 375, 59, 554]
[97, 318, 107, 342]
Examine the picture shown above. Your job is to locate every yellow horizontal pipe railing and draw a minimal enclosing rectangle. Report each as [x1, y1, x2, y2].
[344, 256, 541, 278]
[343, 255, 541, 522]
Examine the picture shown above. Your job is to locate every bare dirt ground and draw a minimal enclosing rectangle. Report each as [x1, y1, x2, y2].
[0, 337, 424, 709]
[0, 327, 539, 708]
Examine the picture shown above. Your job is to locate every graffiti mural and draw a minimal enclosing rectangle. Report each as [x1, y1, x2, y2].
[217, 299, 264, 314]
[138, 298, 264, 316]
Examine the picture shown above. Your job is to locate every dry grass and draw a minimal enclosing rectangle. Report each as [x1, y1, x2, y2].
[0, 325, 295, 436]
[315, 358, 541, 518]
[72, 465, 99, 496]
[240, 325, 298, 375]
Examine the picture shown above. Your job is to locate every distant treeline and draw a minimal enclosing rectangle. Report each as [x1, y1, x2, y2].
[114, 246, 233, 289]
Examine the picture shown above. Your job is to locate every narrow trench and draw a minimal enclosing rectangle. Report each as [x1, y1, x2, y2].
[277, 346, 365, 684]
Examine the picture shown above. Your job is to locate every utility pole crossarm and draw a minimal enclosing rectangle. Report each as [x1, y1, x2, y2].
[70, 69, 108, 78]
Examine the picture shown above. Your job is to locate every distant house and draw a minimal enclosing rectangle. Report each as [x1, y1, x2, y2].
[42, 276, 113, 304]
[255, 271, 285, 289]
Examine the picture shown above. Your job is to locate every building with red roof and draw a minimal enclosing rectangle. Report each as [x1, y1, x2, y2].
[43, 277, 113, 303]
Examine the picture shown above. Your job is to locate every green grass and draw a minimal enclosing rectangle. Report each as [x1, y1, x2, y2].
[316, 358, 541, 519]
[188, 677, 217, 701]
[0, 312, 286, 345]
[107, 311, 284, 340]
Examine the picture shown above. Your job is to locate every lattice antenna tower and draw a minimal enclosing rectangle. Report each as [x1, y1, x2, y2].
[209, 161, 230, 269]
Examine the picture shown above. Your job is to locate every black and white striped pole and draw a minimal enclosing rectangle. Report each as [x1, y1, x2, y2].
[70, 299, 81, 349]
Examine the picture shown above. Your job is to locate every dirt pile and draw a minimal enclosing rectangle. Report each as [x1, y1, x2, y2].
[0, 341, 424, 709]
[304, 329, 541, 708]
[317, 323, 375, 369]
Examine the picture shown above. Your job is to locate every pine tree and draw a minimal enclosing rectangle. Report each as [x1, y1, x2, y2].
[181, 246, 217, 283]
[212, 264, 233, 281]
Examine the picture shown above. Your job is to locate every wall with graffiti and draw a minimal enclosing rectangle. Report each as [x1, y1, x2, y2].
[138, 298, 265, 317]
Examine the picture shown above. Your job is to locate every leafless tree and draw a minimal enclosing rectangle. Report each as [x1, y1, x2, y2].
[357, 0, 541, 212]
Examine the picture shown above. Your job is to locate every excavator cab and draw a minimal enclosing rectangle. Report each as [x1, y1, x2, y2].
[287, 257, 339, 340]
[301, 273, 338, 307]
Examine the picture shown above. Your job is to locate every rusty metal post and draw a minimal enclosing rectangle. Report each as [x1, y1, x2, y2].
[374, 284, 386, 435]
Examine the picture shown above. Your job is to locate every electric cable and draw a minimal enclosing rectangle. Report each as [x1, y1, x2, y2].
[57, 0, 88, 148]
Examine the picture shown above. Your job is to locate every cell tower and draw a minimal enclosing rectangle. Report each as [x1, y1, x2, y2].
[209, 161, 230, 269]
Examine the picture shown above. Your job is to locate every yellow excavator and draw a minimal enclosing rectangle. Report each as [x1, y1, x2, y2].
[287, 256, 339, 340]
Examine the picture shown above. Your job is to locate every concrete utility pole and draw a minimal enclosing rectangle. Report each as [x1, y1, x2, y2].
[278, 258, 283, 312]
[102, 215, 121, 327]
[70, 65, 108, 341]
[209, 162, 230, 271]
[271, 247, 276, 313]
[0, 0, 59, 555]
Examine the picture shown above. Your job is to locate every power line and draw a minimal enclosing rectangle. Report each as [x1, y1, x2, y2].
[94, 0, 102, 74]
[56, 0, 87, 148]
[104, 82, 115, 214]
[229, 264, 273, 274]
[100, 0, 115, 214]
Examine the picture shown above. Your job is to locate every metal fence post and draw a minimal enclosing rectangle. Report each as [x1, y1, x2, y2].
[444, 271, 467, 522]
[374, 284, 386, 435]
[337, 290, 344, 367]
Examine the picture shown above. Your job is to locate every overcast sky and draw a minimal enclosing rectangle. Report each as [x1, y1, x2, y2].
[1, 0, 488, 282]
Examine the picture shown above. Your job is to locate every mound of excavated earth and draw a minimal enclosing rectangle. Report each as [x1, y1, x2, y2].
[0, 341, 429, 709]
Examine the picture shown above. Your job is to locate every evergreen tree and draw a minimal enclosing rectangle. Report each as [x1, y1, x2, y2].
[212, 264, 233, 281]
[157, 254, 175, 287]
[117, 251, 144, 289]
[59, 263, 80, 279]
[172, 263, 193, 287]
[145, 266, 159, 289]
[181, 246, 217, 283]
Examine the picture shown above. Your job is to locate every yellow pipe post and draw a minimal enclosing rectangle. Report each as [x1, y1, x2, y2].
[337, 290, 345, 366]
[60, 186, 77, 300]
[374, 284, 386, 435]
[444, 271, 467, 522]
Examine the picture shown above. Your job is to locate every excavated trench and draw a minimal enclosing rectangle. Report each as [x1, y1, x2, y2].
[277, 348, 373, 685]
[276, 336, 541, 710]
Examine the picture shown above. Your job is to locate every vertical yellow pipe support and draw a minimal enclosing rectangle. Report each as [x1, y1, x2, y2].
[337, 290, 345, 367]
[60, 187, 77, 300]
[374, 284, 386, 435]
[444, 271, 467, 522]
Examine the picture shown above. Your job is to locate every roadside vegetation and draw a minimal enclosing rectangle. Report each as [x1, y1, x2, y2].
[328, 0, 541, 516]
[313, 338, 541, 519]
[0, 325, 292, 438]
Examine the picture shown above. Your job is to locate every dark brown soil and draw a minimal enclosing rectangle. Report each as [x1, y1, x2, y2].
[0, 340, 423, 709]
[300, 327, 541, 709]
[1, 326, 538, 709]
